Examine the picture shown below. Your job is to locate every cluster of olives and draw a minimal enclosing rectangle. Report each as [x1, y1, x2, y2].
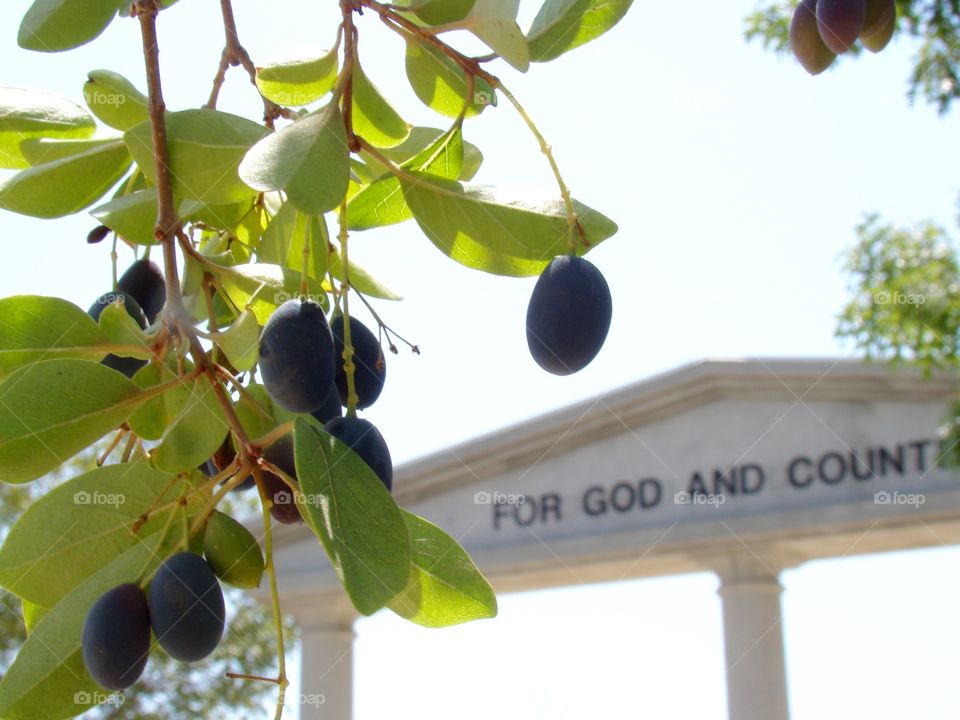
[258, 298, 393, 522]
[83, 554, 223, 690]
[86, 258, 165, 377]
[790, 0, 896, 75]
[525, 255, 612, 376]
[82, 514, 263, 690]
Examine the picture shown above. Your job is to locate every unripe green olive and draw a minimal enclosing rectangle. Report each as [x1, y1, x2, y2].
[203, 510, 265, 589]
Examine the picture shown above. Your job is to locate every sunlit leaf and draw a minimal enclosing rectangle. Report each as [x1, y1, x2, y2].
[0, 139, 131, 218]
[238, 103, 349, 214]
[126, 109, 268, 204]
[0, 86, 95, 169]
[527, 0, 634, 62]
[255, 51, 339, 107]
[294, 418, 411, 616]
[401, 174, 618, 276]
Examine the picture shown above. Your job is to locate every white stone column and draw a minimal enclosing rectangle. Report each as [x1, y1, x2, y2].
[715, 551, 796, 720]
[287, 596, 357, 720]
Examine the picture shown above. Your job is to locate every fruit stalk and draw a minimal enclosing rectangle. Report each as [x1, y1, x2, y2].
[337, 200, 361, 416]
[254, 466, 289, 720]
[491, 81, 587, 252]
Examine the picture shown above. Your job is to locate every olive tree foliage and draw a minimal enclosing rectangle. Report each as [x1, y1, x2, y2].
[745, 1, 960, 112]
[0, 0, 635, 718]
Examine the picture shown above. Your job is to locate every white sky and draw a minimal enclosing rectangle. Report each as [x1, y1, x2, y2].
[1, 0, 959, 718]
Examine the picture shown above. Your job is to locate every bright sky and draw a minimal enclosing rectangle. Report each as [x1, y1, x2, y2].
[1, 0, 959, 718]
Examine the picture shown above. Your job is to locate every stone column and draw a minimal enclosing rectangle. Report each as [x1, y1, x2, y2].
[287, 596, 357, 720]
[715, 551, 797, 720]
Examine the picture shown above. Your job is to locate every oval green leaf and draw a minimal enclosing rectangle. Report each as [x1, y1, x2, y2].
[400, 174, 618, 276]
[0, 296, 108, 381]
[293, 418, 411, 616]
[238, 103, 350, 215]
[0, 359, 149, 484]
[0, 138, 131, 218]
[0, 463, 192, 607]
[255, 51, 339, 107]
[18, 0, 118, 53]
[404, 40, 495, 118]
[527, 0, 634, 62]
[125, 109, 269, 204]
[149, 376, 230, 473]
[0, 86, 95, 169]
[351, 63, 411, 148]
[83, 69, 149, 131]
[388, 510, 497, 627]
[90, 188, 159, 245]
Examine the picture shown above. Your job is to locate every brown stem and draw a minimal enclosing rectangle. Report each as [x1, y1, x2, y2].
[135, 1, 185, 319]
[206, 0, 296, 126]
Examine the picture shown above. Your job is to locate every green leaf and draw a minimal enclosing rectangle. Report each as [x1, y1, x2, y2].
[0, 359, 149, 484]
[218, 263, 330, 324]
[0, 296, 108, 381]
[0, 463, 192, 607]
[90, 188, 159, 245]
[326, 249, 403, 301]
[127, 361, 188, 440]
[0, 86, 95, 169]
[0, 531, 171, 720]
[258, 200, 302, 265]
[464, 0, 530, 71]
[293, 418, 411, 615]
[209, 310, 260, 372]
[19, 137, 119, 166]
[21, 599, 47, 634]
[363, 126, 483, 180]
[255, 51, 339, 107]
[527, 0, 634, 62]
[18, 0, 118, 53]
[125, 109, 269, 204]
[400, 174, 618, 276]
[232, 384, 275, 441]
[388, 510, 497, 627]
[406, 0, 477, 24]
[180, 197, 253, 232]
[149, 376, 230, 473]
[348, 127, 465, 230]
[83, 69, 149, 131]
[0, 139, 131, 218]
[97, 301, 151, 357]
[238, 103, 350, 215]
[351, 63, 411, 148]
[404, 40, 496, 118]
